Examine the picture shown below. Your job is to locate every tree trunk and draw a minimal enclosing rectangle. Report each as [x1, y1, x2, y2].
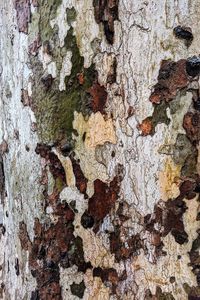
[0, 0, 200, 299]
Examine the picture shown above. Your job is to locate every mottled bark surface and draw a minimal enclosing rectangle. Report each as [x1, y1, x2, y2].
[1, 0, 200, 299]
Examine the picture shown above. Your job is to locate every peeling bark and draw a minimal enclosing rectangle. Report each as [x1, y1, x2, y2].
[1, 0, 200, 299]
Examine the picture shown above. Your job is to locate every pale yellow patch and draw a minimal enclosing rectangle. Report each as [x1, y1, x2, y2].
[74, 214, 115, 268]
[85, 112, 117, 149]
[72, 112, 116, 182]
[159, 157, 181, 201]
[84, 269, 110, 300]
[73, 112, 116, 149]
[53, 149, 75, 187]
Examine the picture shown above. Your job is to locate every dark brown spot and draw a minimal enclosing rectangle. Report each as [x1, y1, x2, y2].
[70, 156, 88, 196]
[107, 56, 117, 83]
[41, 74, 54, 90]
[173, 26, 193, 44]
[169, 276, 176, 283]
[144, 199, 188, 246]
[35, 143, 66, 184]
[93, 0, 119, 44]
[70, 281, 85, 298]
[93, 267, 119, 293]
[30, 290, 39, 300]
[186, 56, 200, 77]
[81, 211, 94, 229]
[14, 258, 20, 276]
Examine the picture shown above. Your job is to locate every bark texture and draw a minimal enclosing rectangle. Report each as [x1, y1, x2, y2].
[0, 0, 200, 299]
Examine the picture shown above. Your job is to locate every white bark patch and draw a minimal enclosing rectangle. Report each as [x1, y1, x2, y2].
[50, 0, 71, 47]
[74, 213, 115, 268]
[50, 0, 100, 68]
[72, 0, 100, 68]
[0, 0, 42, 298]
[59, 266, 83, 300]
[59, 51, 72, 91]
[60, 186, 86, 214]
[94, 53, 116, 86]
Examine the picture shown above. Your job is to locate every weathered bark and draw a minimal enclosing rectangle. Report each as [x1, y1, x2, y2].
[1, 0, 200, 299]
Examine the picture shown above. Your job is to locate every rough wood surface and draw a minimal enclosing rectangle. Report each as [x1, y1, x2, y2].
[0, 0, 200, 299]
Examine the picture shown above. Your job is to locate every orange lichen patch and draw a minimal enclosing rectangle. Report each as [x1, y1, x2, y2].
[88, 83, 107, 113]
[138, 117, 153, 136]
[159, 158, 181, 201]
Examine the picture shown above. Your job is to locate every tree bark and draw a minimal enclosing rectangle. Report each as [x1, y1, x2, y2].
[0, 0, 200, 299]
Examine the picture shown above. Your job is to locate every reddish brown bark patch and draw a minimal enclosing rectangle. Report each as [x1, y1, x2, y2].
[88, 82, 108, 113]
[19, 221, 31, 251]
[19, 181, 91, 299]
[88, 176, 120, 225]
[0, 140, 8, 155]
[140, 56, 200, 136]
[21, 205, 90, 299]
[77, 73, 84, 85]
[93, 267, 120, 294]
[28, 35, 41, 56]
[35, 143, 66, 184]
[145, 199, 188, 245]
[109, 227, 143, 262]
[179, 179, 197, 200]
[15, 0, 31, 34]
[150, 59, 188, 104]
[93, 0, 119, 44]
[183, 112, 200, 144]
[70, 156, 88, 197]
